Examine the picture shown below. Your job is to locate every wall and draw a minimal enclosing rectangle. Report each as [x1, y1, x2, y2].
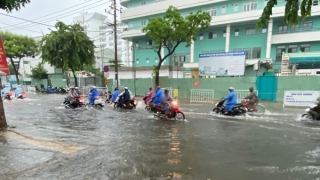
[108, 69, 184, 79]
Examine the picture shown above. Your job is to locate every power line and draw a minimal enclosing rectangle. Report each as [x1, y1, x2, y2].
[4, 1, 108, 31]
[0, 21, 42, 34]
[0, 0, 101, 29]
[0, 13, 54, 27]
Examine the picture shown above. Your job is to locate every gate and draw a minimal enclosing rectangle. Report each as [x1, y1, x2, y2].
[256, 76, 278, 101]
[190, 89, 214, 103]
[235, 90, 259, 103]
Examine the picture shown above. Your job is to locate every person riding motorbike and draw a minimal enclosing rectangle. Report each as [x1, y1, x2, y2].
[224, 87, 237, 115]
[152, 86, 163, 106]
[243, 87, 258, 111]
[118, 87, 130, 106]
[143, 87, 154, 104]
[75, 87, 80, 95]
[68, 86, 79, 106]
[89, 86, 99, 105]
[1, 84, 10, 98]
[309, 97, 320, 120]
[110, 87, 119, 104]
[14, 85, 23, 98]
[161, 89, 172, 120]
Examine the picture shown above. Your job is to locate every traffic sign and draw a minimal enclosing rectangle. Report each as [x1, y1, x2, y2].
[104, 78, 109, 84]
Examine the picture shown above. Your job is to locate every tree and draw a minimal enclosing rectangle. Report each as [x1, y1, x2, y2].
[83, 64, 101, 75]
[8, 64, 15, 75]
[257, 0, 312, 28]
[30, 62, 47, 79]
[40, 21, 96, 86]
[142, 6, 211, 86]
[0, 0, 30, 12]
[1, 31, 38, 84]
[108, 59, 124, 67]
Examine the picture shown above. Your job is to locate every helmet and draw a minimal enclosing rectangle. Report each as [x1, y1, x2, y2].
[93, 86, 96, 89]
[70, 86, 75, 89]
[164, 89, 169, 93]
[124, 87, 128, 90]
[228, 87, 234, 91]
[75, 87, 78, 89]
[115, 87, 118, 90]
[156, 86, 161, 89]
[249, 87, 254, 91]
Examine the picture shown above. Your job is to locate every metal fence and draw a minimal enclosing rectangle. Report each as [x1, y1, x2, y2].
[234, 90, 259, 103]
[79, 86, 108, 98]
[190, 89, 214, 103]
[22, 85, 36, 94]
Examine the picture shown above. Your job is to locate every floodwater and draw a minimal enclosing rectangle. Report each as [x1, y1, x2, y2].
[2, 94, 320, 180]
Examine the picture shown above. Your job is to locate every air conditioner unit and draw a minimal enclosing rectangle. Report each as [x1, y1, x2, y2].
[253, 63, 259, 71]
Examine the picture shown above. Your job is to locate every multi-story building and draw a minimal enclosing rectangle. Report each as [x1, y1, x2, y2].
[120, 0, 320, 78]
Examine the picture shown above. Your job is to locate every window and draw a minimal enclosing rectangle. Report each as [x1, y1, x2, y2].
[179, 55, 186, 62]
[262, 26, 267, 33]
[223, 30, 226, 37]
[100, 38, 106, 42]
[208, 32, 217, 39]
[313, 0, 319, 6]
[233, 48, 242, 52]
[233, 4, 239, 11]
[146, 58, 149, 63]
[200, 33, 203, 40]
[243, 48, 251, 59]
[290, 24, 299, 32]
[206, 8, 217, 16]
[303, 21, 312, 30]
[244, 1, 257, 12]
[202, 51, 209, 54]
[136, 58, 139, 64]
[146, 40, 152, 46]
[245, 28, 255, 35]
[300, 44, 310, 52]
[129, 23, 133, 28]
[185, 54, 190, 62]
[99, 26, 107, 30]
[141, 20, 146, 26]
[219, 50, 225, 52]
[155, 57, 159, 63]
[100, 44, 106, 48]
[221, 6, 226, 13]
[141, 2, 146, 5]
[99, 32, 106, 36]
[288, 45, 298, 53]
[252, 47, 261, 58]
[210, 50, 217, 53]
[278, 25, 288, 34]
[276, 46, 286, 61]
[235, 29, 239, 36]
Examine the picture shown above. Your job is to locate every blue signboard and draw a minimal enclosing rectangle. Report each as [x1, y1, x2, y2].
[289, 56, 320, 63]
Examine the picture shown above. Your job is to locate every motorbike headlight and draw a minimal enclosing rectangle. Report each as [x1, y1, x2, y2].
[172, 101, 177, 105]
[215, 103, 218, 106]
[305, 108, 310, 112]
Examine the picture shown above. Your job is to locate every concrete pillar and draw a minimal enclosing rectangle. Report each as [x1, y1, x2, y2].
[190, 39, 194, 62]
[126, 39, 130, 66]
[225, 24, 230, 52]
[266, 18, 273, 59]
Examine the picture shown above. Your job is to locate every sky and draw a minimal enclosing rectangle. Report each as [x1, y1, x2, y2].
[0, 0, 114, 37]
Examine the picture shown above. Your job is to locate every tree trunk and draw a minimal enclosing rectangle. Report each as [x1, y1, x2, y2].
[155, 65, 161, 87]
[10, 58, 20, 85]
[0, 78, 7, 129]
[71, 69, 78, 87]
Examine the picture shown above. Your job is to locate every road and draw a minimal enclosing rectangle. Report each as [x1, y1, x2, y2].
[0, 94, 320, 180]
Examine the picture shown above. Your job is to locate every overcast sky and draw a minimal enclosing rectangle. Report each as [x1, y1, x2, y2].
[0, 0, 114, 37]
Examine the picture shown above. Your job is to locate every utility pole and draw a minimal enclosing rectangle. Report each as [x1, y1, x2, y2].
[112, 0, 119, 88]
[132, 45, 136, 96]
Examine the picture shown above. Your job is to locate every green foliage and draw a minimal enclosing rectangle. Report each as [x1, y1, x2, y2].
[40, 21, 96, 86]
[0, 0, 30, 12]
[83, 64, 101, 75]
[30, 62, 47, 79]
[8, 64, 15, 75]
[0, 31, 38, 84]
[257, 0, 313, 28]
[142, 5, 211, 85]
[108, 59, 124, 67]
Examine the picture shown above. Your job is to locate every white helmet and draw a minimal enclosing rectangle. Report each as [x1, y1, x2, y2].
[93, 86, 96, 89]
[124, 87, 128, 90]
[228, 87, 235, 91]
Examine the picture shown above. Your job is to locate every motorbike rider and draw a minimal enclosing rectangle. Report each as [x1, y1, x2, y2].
[89, 86, 99, 105]
[161, 89, 172, 120]
[224, 87, 237, 115]
[118, 87, 130, 106]
[309, 97, 320, 120]
[75, 87, 80, 95]
[14, 85, 23, 98]
[1, 84, 10, 98]
[143, 87, 154, 104]
[110, 87, 119, 104]
[68, 86, 79, 106]
[243, 87, 259, 111]
[152, 86, 163, 106]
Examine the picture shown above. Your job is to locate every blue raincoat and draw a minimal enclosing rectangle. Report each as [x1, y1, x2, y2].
[1, 86, 10, 98]
[224, 90, 237, 112]
[15, 86, 22, 97]
[89, 88, 99, 105]
[110, 90, 119, 102]
[152, 88, 163, 105]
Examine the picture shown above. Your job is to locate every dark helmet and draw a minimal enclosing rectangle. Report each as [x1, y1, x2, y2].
[149, 87, 152, 90]
[164, 89, 169, 93]
[249, 87, 254, 92]
[115, 87, 118, 91]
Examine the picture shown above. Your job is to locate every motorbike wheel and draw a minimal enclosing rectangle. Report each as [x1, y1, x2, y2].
[145, 106, 151, 112]
[174, 112, 185, 121]
[113, 102, 117, 109]
[302, 114, 314, 120]
[212, 108, 220, 114]
[256, 104, 266, 114]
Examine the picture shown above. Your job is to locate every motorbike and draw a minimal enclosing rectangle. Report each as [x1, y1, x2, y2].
[45, 86, 57, 93]
[58, 87, 68, 94]
[90, 97, 105, 107]
[17, 92, 26, 99]
[114, 97, 137, 109]
[105, 92, 112, 104]
[4, 91, 14, 100]
[301, 105, 320, 120]
[64, 96, 87, 109]
[152, 100, 185, 120]
[212, 98, 247, 116]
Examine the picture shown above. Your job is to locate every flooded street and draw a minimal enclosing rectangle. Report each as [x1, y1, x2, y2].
[1, 94, 320, 180]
